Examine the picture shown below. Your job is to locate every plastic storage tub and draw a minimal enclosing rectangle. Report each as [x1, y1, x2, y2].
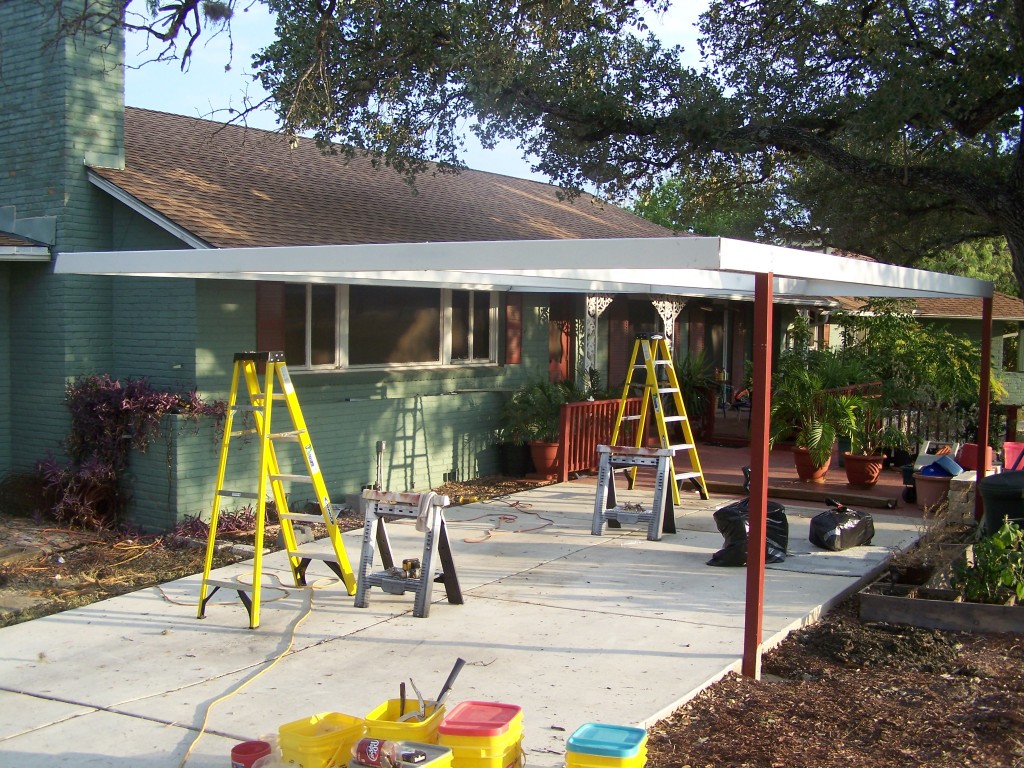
[279, 712, 365, 768]
[349, 741, 454, 768]
[438, 701, 523, 768]
[365, 699, 447, 744]
[565, 723, 648, 768]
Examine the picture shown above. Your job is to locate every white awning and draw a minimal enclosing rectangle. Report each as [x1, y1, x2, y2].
[53, 236, 992, 300]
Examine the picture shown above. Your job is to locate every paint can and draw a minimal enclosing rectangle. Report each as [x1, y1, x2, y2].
[232, 740, 273, 768]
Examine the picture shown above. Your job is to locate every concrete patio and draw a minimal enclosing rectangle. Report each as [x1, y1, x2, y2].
[0, 476, 922, 767]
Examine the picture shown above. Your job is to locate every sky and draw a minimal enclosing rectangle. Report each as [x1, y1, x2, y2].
[124, 2, 707, 183]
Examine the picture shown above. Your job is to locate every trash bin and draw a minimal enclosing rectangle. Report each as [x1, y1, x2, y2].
[978, 470, 1024, 535]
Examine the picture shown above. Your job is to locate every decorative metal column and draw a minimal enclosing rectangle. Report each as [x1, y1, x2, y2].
[651, 296, 687, 354]
[582, 294, 614, 375]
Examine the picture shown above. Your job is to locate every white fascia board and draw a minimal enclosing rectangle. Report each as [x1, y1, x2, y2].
[720, 238, 993, 298]
[86, 170, 213, 250]
[0, 247, 50, 261]
[55, 236, 724, 276]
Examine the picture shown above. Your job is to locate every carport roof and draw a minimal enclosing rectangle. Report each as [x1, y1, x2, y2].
[55, 235, 992, 302]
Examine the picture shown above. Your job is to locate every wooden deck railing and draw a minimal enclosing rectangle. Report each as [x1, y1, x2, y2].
[556, 397, 642, 482]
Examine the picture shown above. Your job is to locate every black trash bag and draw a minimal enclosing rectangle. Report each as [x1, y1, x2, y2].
[809, 499, 875, 551]
[708, 498, 788, 566]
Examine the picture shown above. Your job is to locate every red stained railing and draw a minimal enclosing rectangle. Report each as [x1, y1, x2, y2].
[556, 397, 642, 482]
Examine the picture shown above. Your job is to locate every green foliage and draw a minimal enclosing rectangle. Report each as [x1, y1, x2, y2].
[37, 375, 224, 529]
[768, 353, 859, 468]
[500, 370, 610, 444]
[832, 299, 1004, 408]
[918, 239, 1019, 298]
[674, 349, 717, 430]
[952, 519, 1024, 603]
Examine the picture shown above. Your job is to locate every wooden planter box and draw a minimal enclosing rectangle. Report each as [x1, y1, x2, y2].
[859, 582, 1024, 634]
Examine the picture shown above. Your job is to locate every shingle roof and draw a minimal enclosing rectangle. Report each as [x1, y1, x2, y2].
[835, 292, 1024, 320]
[0, 231, 46, 247]
[89, 108, 677, 248]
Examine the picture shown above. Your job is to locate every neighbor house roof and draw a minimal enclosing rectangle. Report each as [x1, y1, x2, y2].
[835, 292, 1024, 321]
[87, 108, 676, 249]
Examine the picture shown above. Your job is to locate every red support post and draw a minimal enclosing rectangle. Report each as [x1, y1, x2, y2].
[743, 272, 773, 679]
[975, 296, 993, 521]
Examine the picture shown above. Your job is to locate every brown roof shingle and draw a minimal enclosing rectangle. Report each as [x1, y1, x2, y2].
[90, 108, 677, 248]
[835, 292, 1024, 320]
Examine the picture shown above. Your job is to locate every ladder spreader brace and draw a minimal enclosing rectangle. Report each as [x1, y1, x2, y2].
[354, 489, 463, 618]
[591, 445, 677, 541]
[197, 351, 357, 629]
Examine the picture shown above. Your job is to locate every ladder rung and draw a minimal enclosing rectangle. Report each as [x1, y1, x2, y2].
[667, 443, 696, 451]
[620, 415, 642, 422]
[280, 512, 327, 524]
[658, 387, 680, 394]
[663, 415, 687, 423]
[217, 490, 259, 500]
[270, 430, 305, 440]
[230, 428, 260, 437]
[270, 473, 315, 484]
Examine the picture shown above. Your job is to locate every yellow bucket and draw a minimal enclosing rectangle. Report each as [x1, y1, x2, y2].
[565, 723, 648, 768]
[438, 701, 523, 768]
[365, 699, 447, 744]
[279, 712, 365, 768]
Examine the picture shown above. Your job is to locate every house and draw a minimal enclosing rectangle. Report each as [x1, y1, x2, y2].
[2, 4, 1003, 531]
[2, 3, 786, 529]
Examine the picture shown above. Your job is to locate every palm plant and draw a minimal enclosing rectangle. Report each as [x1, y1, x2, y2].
[769, 366, 859, 468]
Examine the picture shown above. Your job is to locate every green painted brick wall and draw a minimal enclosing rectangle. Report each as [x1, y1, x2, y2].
[0, 266, 10, 472]
[1, 1, 125, 474]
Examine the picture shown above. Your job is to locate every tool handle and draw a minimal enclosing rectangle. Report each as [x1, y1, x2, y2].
[435, 658, 466, 704]
[400, 681, 406, 717]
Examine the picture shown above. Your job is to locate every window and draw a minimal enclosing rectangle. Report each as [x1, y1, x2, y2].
[280, 284, 498, 369]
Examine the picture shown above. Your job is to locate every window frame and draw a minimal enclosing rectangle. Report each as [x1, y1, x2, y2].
[285, 284, 500, 371]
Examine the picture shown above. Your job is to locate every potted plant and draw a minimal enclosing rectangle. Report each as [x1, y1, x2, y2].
[769, 366, 859, 482]
[500, 377, 568, 477]
[844, 400, 912, 488]
[675, 350, 718, 439]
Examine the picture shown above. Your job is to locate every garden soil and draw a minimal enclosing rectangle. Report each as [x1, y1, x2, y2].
[2, 477, 1022, 766]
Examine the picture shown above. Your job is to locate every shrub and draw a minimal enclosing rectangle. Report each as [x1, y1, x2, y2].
[38, 375, 224, 529]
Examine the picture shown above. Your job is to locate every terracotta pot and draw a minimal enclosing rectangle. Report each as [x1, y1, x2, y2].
[914, 472, 952, 511]
[528, 440, 560, 478]
[844, 452, 885, 488]
[792, 446, 830, 483]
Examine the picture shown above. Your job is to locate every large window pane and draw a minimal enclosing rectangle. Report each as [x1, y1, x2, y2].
[473, 291, 491, 360]
[350, 286, 441, 365]
[310, 285, 337, 366]
[452, 290, 470, 360]
[284, 284, 307, 366]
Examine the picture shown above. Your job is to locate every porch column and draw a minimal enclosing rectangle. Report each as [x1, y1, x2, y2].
[975, 296, 993, 521]
[582, 294, 615, 376]
[743, 271, 773, 680]
[652, 297, 687, 354]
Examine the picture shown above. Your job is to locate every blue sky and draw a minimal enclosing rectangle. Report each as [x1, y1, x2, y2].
[124, 2, 706, 182]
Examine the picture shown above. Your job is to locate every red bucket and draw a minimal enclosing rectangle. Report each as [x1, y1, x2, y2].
[231, 740, 272, 768]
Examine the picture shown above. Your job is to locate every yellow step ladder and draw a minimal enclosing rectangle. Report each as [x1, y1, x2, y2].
[608, 333, 709, 510]
[197, 351, 357, 628]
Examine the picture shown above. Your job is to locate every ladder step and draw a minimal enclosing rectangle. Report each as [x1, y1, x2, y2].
[675, 471, 703, 481]
[270, 430, 306, 440]
[270, 473, 315, 484]
[667, 443, 696, 451]
[203, 578, 252, 592]
[287, 547, 340, 562]
[663, 415, 687, 423]
[230, 428, 260, 437]
[217, 489, 260, 500]
[658, 387, 681, 394]
[280, 512, 327, 524]
[620, 415, 642, 422]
